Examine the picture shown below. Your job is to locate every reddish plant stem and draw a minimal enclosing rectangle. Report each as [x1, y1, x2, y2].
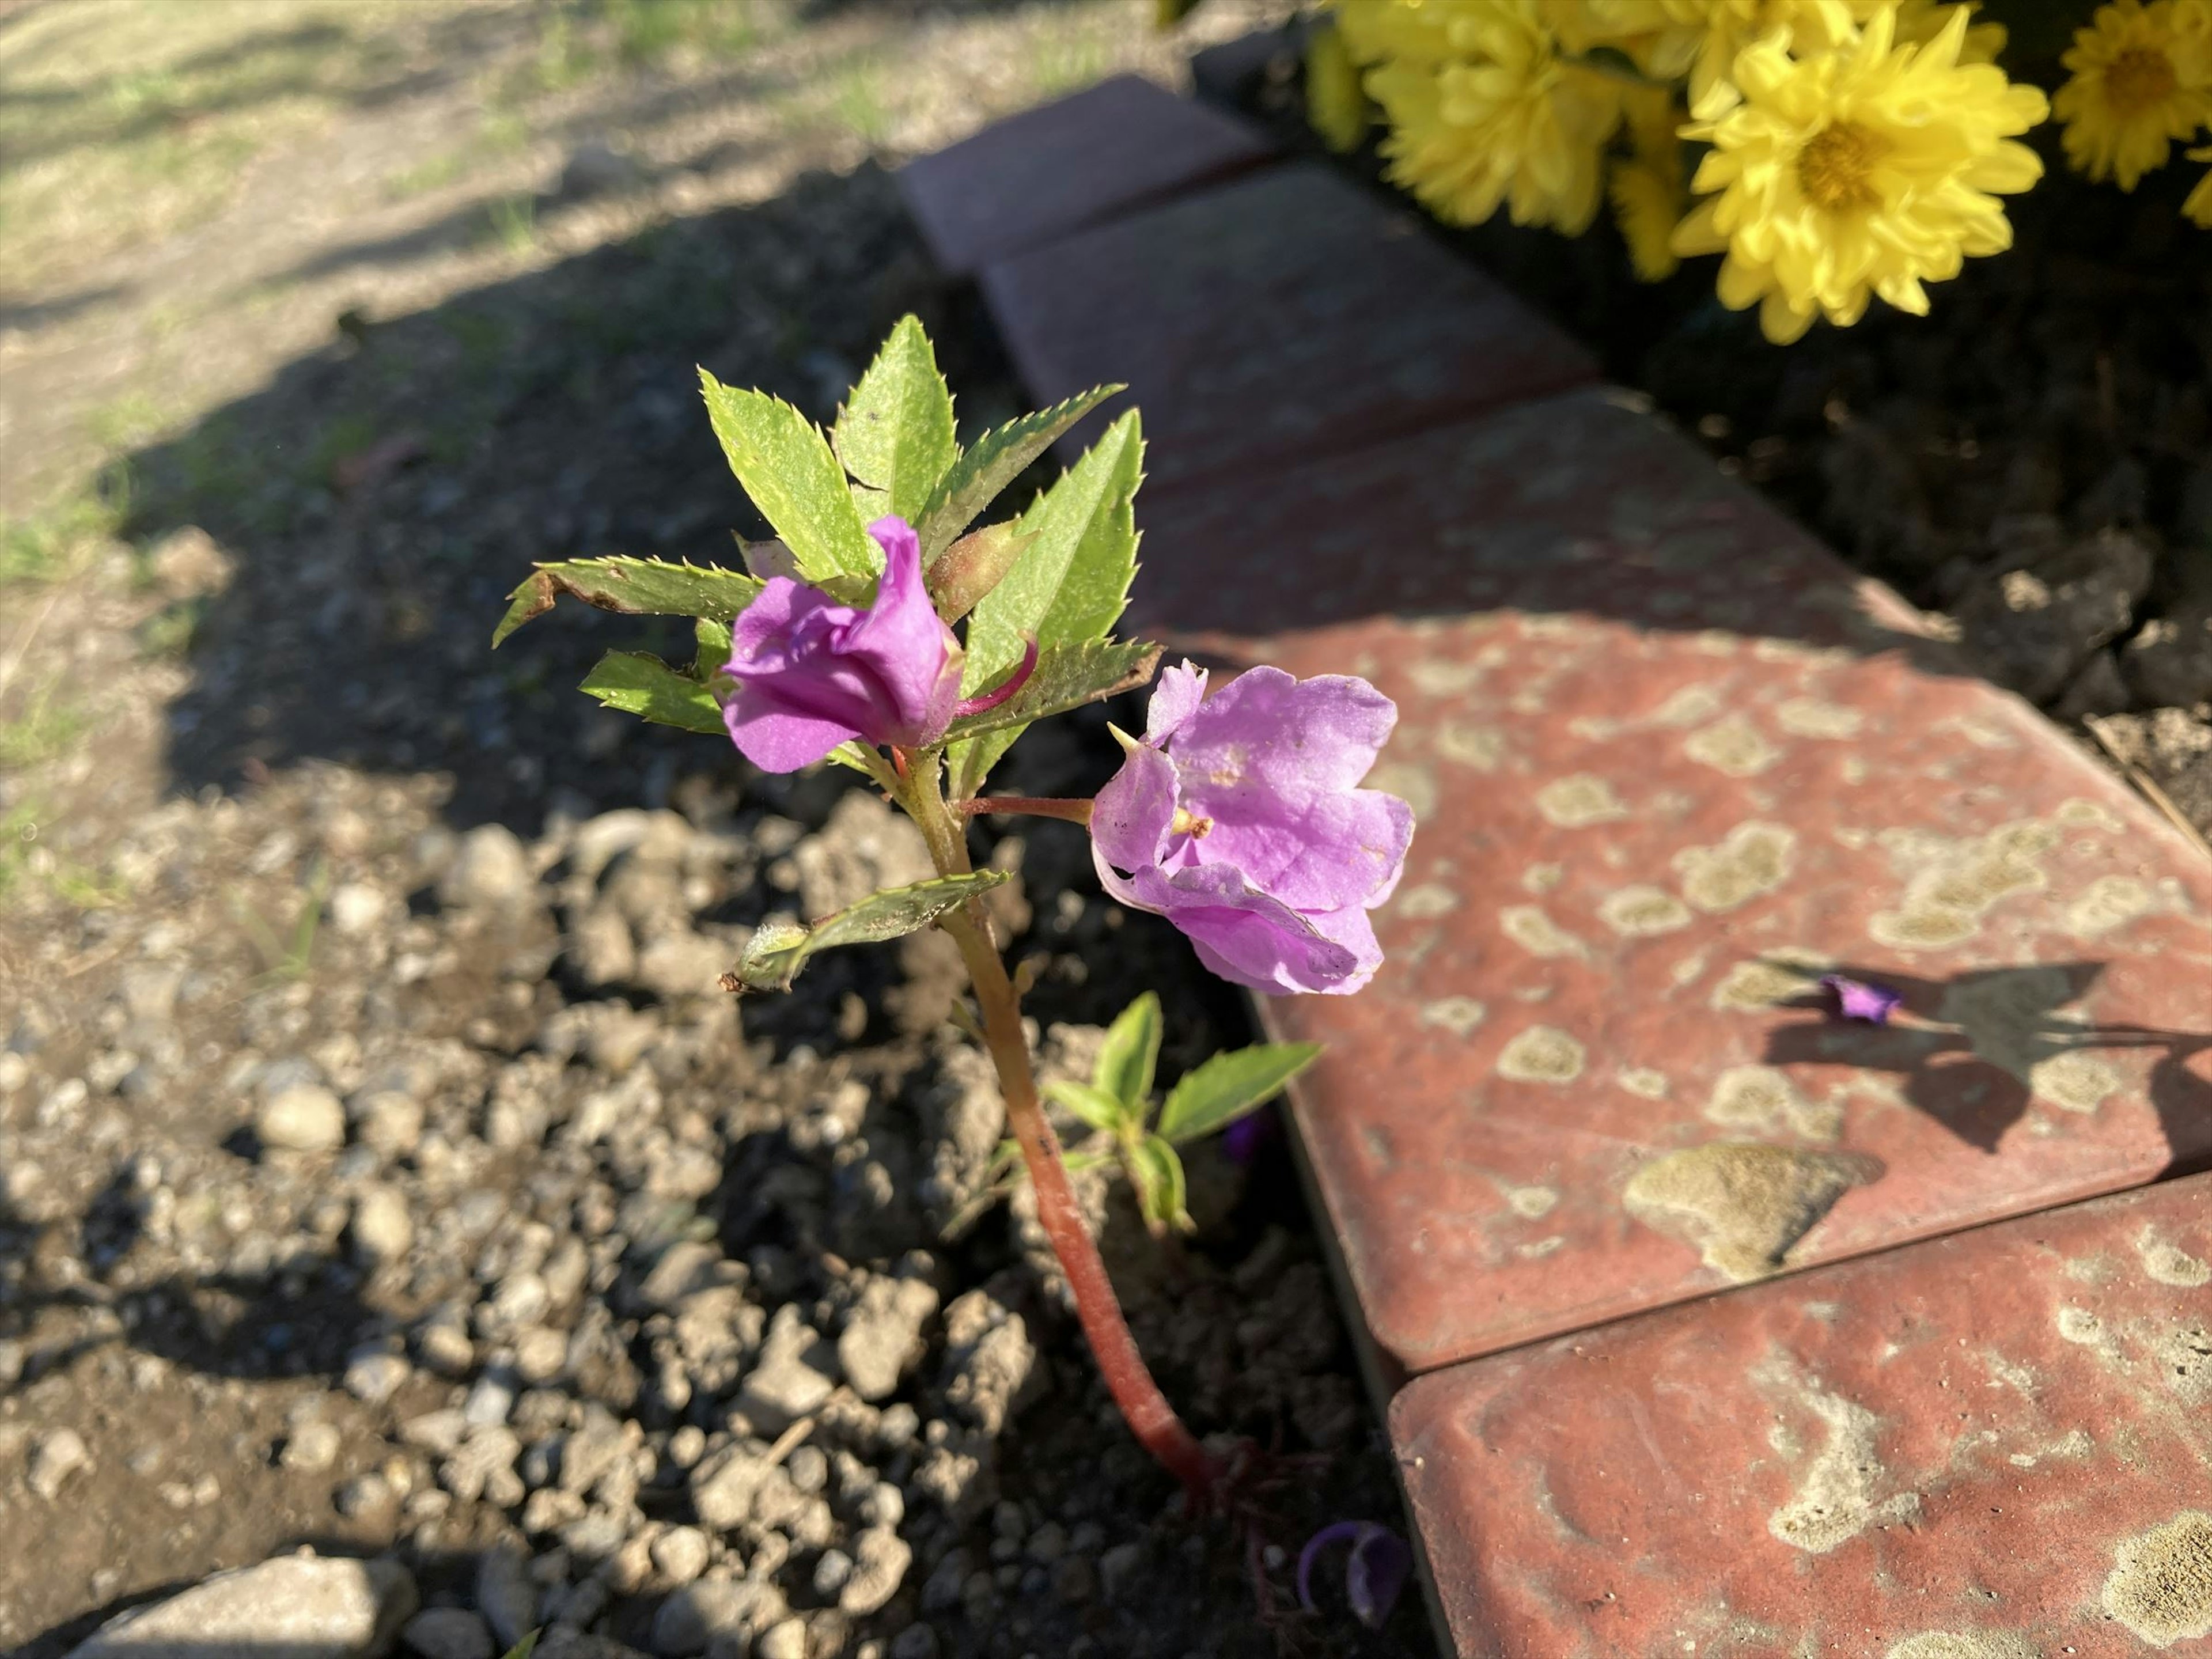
[951, 795, 1095, 825]
[906, 759, 1217, 1503]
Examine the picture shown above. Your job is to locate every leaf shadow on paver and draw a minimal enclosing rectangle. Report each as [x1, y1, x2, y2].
[1759, 961, 2212, 1160]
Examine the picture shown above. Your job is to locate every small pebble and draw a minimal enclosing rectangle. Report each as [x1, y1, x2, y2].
[28, 1429, 89, 1498]
[281, 1419, 342, 1472]
[650, 1525, 711, 1587]
[258, 1084, 347, 1152]
[756, 1619, 808, 1659]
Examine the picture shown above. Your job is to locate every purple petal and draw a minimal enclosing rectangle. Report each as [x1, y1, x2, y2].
[847, 516, 964, 743]
[1297, 900, 1384, 995]
[1091, 742, 1180, 877]
[1821, 975, 1903, 1024]
[1297, 1521, 1365, 1612]
[722, 699, 861, 771]
[1221, 1109, 1275, 1164]
[1344, 1526, 1413, 1629]
[1192, 785, 1415, 913]
[1146, 659, 1209, 745]
[1146, 863, 1365, 995]
[1168, 668, 1399, 801]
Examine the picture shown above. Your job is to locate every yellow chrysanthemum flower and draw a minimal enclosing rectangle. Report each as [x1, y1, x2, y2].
[1652, 0, 1998, 103]
[1672, 5, 2047, 344]
[1307, 23, 1370, 153]
[2185, 142, 2212, 221]
[1355, 0, 1623, 233]
[1612, 85, 1690, 280]
[2054, 0, 2212, 190]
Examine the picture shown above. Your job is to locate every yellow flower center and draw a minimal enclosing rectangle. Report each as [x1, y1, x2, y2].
[1796, 121, 1885, 213]
[2105, 46, 2179, 115]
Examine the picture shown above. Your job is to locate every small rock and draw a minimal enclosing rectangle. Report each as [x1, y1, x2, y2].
[282, 1420, 343, 1473]
[755, 1620, 808, 1659]
[474, 1547, 536, 1648]
[259, 1085, 347, 1153]
[352, 1185, 414, 1264]
[344, 1349, 412, 1406]
[146, 525, 233, 601]
[1051, 1554, 1097, 1604]
[650, 1577, 787, 1656]
[690, 1447, 769, 1532]
[1957, 526, 2156, 703]
[355, 1091, 425, 1158]
[813, 1549, 853, 1599]
[438, 825, 534, 912]
[652, 1524, 711, 1588]
[2123, 601, 2212, 708]
[732, 1307, 836, 1435]
[837, 1276, 938, 1402]
[839, 1528, 911, 1616]
[329, 883, 391, 938]
[920, 1548, 970, 1614]
[65, 1551, 416, 1657]
[402, 1607, 495, 1659]
[29, 1429, 88, 1498]
[2052, 649, 2131, 719]
[463, 1369, 518, 1427]
[336, 1471, 400, 1528]
[1099, 1542, 1145, 1601]
[890, 1626, 940, 1659]
[400, 1408, 468, 1456]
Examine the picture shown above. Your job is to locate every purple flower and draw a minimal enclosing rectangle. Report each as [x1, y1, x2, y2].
[1090, 662, 1414, 995]
[722, 516, 964, 772]
[1221, 1108, 1276, 1165]
[1297, 1520, 1412, 1630]
[1821, 974, 1903, 1024]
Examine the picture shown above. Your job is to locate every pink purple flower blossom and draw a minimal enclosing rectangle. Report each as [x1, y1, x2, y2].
[1090, 662, 1414, 995]
[1297, 1520, 1411, 1629]
[1821, 974, 1903, 1024]
[722, 516, 964, 771]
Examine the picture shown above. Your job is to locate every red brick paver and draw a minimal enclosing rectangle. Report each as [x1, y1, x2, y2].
[895, 74, 1276, 276]
[1395, 1171, 2212, 1657]
[980, 163, 1597, 495]
[1130, 387, 2212, 1377]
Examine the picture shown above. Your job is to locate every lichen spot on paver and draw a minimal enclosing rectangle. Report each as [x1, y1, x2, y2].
[1395, 883, 1460, 920]
[1618, 1067, 1670, 1099]
[1703, 1066, 1841, 1141]
[1675, 823, 1797, 914]
[1712, 953, 1827, 1012]
[1534, 774, 1627, 827]
[1764, 1380, 1921, 1554]
[1653, 684, 1725, 726]
[1599, 885, 1693, 936]
[1497, 1026, 1586, 1084]
[2067, 874, 2153, 937]
[2031, 1051, 2121, 1115]
[1435, 721, 1505, 770]
[2137, 1232, 2212, 1287]
[2156, 1325, 2212, 1400]
[1366, 761, 1438, 820]
[1776, 698, 1865, 740]
[1883, 1633, 2037, 1659]
[1869, 821, 2059, 948]
[1683, 713, 1781, 777]
[1501, 906, 1588, 957]
[1622, 1143, 1881, 1281]
[2102, 1511, 2212, 1647]
[1418, 997, 1486, 1036]
[2056, 1306, 2106, 1345]
[1505, 1185, 1558, 1219]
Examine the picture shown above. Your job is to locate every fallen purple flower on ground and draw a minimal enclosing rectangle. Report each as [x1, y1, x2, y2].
[1821, 974, 1903, 1024]
[1297, 1519, 1412, 1630]
[1089, 661, 1414, 995]
[721, 515, 964, 771]
[1221, 1108, 1275, 1165]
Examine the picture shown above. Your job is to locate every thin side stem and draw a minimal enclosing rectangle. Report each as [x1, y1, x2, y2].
[952, 796, 1096, 825]
[903, 754, 1218, 1503]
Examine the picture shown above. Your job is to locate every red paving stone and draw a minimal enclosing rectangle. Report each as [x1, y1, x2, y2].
[1394, 1171, 2212, 1657]
[979, 163, 1597, 495]
[894, 74, 1276, 276]
[1126, 387, 2212, 1377]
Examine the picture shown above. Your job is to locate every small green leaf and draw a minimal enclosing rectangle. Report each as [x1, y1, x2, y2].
[1044, 1079, 1133, 1135]
[732, 871, 1009, 993]
[493, 555, 764, 646]
[833, 315, 959, 524]
[945, 639, 1160, 741]
[945, 726, 1022, 804]
[963, 410, 1142, 694]
[1130, 1135, 1190, 1233]
[1035, 412, 1143, 649]
[699, 370, 881, 582]
[692, 616, 733, 679]
[1157, 1042, 1324, 1145]
[915, 385, 1123, 563]
[579, 651, 725, 736]
[500, 1636, 540, 1659]
[929, 520, 1033, 623]
[1095, 991, 1162, 1113]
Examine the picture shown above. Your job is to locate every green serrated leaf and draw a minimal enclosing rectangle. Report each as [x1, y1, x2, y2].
[1096, 991, 1162, 1113]
[501, 1631, 540, 1659]
[693, 616, 733, 679]
[963, 410, 1142, 695]
[1130, 1135, 1190, 1233]
[833, 315, 958, 524]
[1157, 1042, 1324, 1145]
[1044, 1078, 1133, 1135]
[699, 370, 880, 582]
[492, 555, 764, 646]
[916, 385, 1124, 564]
[733, 871, 1009, 993]
[579, 650, 725, 736]
[946, 638, 1160, 741]
[1036, 415, 1143, 648]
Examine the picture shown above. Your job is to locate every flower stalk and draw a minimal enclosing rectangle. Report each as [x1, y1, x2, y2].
[901, 752, 1219, 1503]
